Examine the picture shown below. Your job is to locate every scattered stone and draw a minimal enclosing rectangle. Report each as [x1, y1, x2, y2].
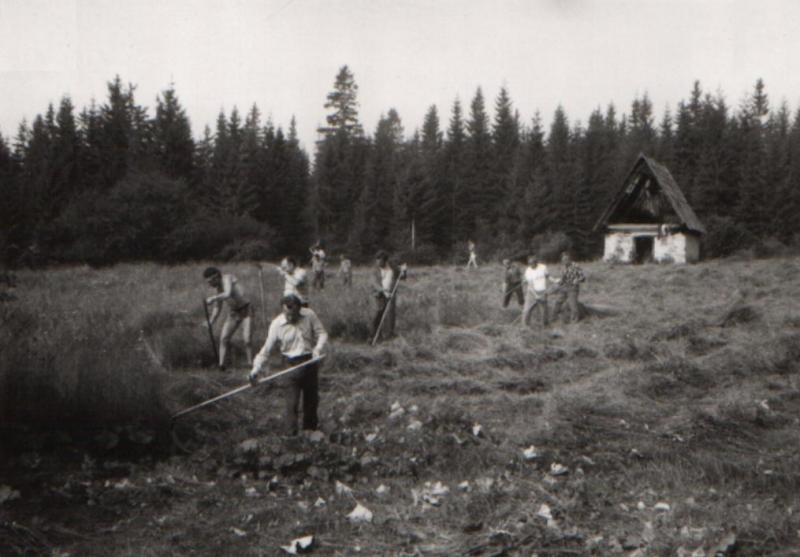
[237, 438, 260, 454]
[306, 431, 325, 443]
[422, 493, 441, 507]
[231, 527, 247, 537]
[409, 404, 419, 414]
[244, 486, 259, 498]
[389, 402, 405, 420]
[281, 534, 314, 554]
[586, 535, 604, 551]
[376, 484, 390, 495]
[549, 463, 568, 476]
[428, 481, 449, 496]
[622, 535, 642, 550]
[335, 480, 353, 497]
[347, 502, 373, 523]
[407, 419, 423, 431]
[112, 478, 134, 490]
[654, 502, 671, 512]
[642, 521, 655, 544]
[536, 503, 552, 521]
[314, 497, 326, 508]
[475, 477, 495, 493]
[522, 446, 540, 461]
[457, 481, 471, 492]
[712, 532, 737, 556]
[0, 485, 21, 505]
[637, 501, 646, 511]
[472, 423, 483, 437]
[365, 432, 378, 443]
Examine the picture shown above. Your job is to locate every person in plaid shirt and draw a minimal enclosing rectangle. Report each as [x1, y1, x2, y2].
[551, 252, 585, 324]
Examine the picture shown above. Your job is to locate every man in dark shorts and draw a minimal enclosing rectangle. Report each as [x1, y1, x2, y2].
[204, 267, 253, 371]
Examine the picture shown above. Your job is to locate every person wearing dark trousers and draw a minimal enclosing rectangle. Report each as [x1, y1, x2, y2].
[372, 250, 401, 342]
[249, 294, 328, 435]
[551, 252, 586, 324]
[502, 258, 524, 308]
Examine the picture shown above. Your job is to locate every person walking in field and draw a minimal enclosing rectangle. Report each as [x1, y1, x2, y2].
[338, 255, 353, 287]
[311, 252, 325, 290]
[521, 255, 550, 327]
[372, 250, 402, 342]
[551, 251, 586, 324]
[203, 267, 253, 371]
[502, 258, 524, 308]
[275, 257, 310, 306]
[466, 240, 478, 269]
[249, 294, 328, 436]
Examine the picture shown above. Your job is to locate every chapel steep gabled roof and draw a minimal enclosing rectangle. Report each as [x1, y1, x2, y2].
[592, 154, 706, 235]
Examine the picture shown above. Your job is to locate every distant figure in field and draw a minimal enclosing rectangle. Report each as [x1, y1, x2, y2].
[338, 255, 353, 287]
[466, 240, 478, 269]
[309, 242, 326, 265]
[372, 250, 402, 342]
[275, 257, 309, 307]
[522, 255, 550, 327]
[502, 258, 524, 307]
[311, 252, 325, 290]
[551, 252, 586, 324]
[203, 267, 253, 371]
[250, 294, 328, 436]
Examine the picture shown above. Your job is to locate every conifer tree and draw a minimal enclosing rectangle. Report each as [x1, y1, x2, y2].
[153, 84, 194, 181]
[492, 87, 521, 237]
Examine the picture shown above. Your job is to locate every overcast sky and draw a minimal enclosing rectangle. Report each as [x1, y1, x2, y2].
[1, 0, 799, 153]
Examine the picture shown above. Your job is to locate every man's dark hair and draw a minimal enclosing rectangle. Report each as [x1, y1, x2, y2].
[203, 267, 221, 279]
[286, 257, 297, 266]
[281, 294, 302, 309]
[375, 250, 389, 262]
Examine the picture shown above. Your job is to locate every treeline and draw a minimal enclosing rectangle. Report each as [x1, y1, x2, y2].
[0, 76, 311, 266]
[2, 68, 799, 267]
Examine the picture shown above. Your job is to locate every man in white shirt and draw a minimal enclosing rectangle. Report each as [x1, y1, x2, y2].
[522, 255, 550, 327]
[275, 257, 309, 306]
[250, 294, 328, 435]
[203, 267, 253, 371]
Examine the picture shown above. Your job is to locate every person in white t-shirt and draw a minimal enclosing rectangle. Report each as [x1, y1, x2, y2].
[522, 255, 549, 327]
[274, 257, 309, 306]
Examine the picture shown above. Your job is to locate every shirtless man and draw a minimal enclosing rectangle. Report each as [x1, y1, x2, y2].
[203, 267, 253, 371]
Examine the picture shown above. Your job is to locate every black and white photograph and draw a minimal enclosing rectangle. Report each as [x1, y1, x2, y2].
[2, 0, 800, 554]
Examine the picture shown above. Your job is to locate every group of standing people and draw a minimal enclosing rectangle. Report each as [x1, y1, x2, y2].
[200, 244, 584, 436]
[200, 246, 401, 436]
[503, 251, 586, 327]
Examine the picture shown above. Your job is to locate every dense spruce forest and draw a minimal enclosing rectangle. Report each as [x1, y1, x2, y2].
[1, 66, 798, 267]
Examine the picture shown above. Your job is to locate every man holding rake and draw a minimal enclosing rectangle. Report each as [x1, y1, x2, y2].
[250, 294, 328, 435]
[203, 267, 254, 371]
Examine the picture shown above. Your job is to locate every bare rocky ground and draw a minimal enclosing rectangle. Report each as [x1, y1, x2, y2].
[2, 257, 800, 556]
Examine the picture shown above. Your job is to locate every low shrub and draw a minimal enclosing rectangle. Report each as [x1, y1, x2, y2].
[703, 215, 757, 259]
[530, 231, 573, 263]
[0, 304, 168, 428]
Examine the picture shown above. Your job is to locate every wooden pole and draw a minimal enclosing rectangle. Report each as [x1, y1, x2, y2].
[371, 274, 402, 346]
[202, 299, 219, 365]
[172, 356, 325, 419]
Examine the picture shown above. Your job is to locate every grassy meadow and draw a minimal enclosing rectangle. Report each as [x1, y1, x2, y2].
[2, 257, 800, 556]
